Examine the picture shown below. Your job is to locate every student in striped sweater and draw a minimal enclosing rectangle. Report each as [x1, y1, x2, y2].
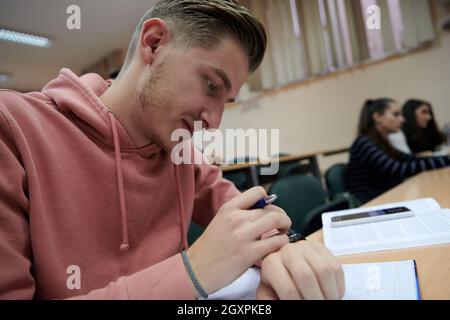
[347, 98, 450, 204]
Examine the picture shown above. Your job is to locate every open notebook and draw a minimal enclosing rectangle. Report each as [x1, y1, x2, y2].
[321, 198, 450, 256]
[204, 260, 420, 300]
[341, 260, 420, 300]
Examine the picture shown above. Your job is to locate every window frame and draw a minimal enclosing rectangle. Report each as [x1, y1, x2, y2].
[232, 0, 439, 106]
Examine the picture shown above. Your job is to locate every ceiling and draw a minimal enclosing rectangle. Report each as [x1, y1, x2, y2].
[0, 0, 158, 91]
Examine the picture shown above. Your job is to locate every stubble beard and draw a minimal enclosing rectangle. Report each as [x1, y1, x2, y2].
[134, 62, 177, 152]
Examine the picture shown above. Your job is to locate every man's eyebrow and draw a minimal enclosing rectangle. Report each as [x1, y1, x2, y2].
[214, 68, 232, 92]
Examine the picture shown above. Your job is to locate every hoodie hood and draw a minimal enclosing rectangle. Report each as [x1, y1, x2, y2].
[41, 68, 187, 252]
[42, 68, 162, 157]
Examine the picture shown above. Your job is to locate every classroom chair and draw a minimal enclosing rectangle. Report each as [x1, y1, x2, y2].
[187, 221, 204, 246]
[269, 174, 351, 236]
[222, 156, 258, 191]
[223, 171, 249, 191]
[325, 163, 360, 208]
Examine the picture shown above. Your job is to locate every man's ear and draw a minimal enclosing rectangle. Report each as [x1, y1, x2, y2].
[138, 18, 171, 65]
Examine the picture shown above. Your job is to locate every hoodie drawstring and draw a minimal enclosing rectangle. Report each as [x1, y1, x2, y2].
[107, 111, 188, 252]
[173, 164, 188, 250]
[107, 112, 130, 252]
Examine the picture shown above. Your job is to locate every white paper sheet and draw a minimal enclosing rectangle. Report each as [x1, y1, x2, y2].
[203, 268, 260, 300]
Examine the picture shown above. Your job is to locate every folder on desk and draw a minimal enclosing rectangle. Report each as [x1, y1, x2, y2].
[322, 198, 450, 256]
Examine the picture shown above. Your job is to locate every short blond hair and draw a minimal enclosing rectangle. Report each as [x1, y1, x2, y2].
[121, 0, 266, 73]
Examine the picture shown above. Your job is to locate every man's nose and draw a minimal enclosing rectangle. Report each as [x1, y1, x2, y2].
[201, 106, 224, 130]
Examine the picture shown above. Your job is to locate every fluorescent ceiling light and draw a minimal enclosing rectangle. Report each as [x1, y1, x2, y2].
[0, 73, 12, 82]
[0, 28, 52, 48]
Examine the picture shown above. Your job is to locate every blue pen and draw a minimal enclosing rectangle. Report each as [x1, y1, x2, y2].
[251, 194, 278, 209]
[250, 194, 306, 243]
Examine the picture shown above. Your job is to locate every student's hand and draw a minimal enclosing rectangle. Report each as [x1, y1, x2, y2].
[186, 187, 291, 297]
[256, 240, 345, 300]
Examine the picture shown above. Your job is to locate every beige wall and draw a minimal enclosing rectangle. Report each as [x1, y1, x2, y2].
[220, 31, 450, 172]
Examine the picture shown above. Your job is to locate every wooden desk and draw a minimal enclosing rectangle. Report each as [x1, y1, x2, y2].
[220, 148, 349, 188]
[308, 167, 450, 299]
[220, 152, 322, 188]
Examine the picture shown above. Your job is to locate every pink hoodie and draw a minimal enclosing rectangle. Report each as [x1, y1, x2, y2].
[0, 68, 240, 299]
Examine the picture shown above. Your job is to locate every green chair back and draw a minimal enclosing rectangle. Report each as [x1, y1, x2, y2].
[223, 156, 258, 191]
[325, 163, 361, 208]
[269, 174, 327, 233]
[223, 171, 248, 191]
[187, 222, 204, 246]
[325, 163, 348, 200]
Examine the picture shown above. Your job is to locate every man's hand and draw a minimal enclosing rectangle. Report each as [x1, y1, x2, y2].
[186, 187, 291, 297]
[256, 241, 345, 300]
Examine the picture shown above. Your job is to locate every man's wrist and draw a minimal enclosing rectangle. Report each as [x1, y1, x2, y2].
[181, 250, 208, 299]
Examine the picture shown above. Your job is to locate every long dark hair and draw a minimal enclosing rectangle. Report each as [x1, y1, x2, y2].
[357, 98, 401, 158]
[402, 99, 446, 153]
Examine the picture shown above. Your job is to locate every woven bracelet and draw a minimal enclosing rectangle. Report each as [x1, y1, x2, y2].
[181, 250, 208, 299]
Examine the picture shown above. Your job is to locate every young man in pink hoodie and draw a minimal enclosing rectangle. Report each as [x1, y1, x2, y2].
[0, 0, 344, 299]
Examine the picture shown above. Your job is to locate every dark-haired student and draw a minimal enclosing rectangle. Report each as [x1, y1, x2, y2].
[402, 99, 447, 154]
[347, 98, 450, 204]
[390, 99, 448, 156]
